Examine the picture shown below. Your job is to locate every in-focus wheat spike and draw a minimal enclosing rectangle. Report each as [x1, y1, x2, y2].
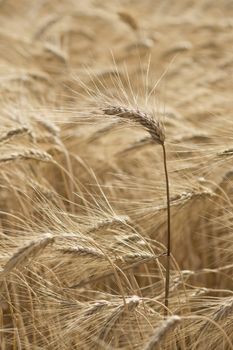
[86, 215, 130, 234]
[103, 105, 171, 316]
[103, 106, 165, 145]
[0, 235, 55, 278]
[59, 245, 105, 259]
[0, 126, 31, 145]
[0, 149, 53, 164]
[116, 251, 155, 263]
[143, 315, 181, 350]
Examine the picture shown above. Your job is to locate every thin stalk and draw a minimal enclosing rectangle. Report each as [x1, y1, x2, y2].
[162, 143, 171, 316]
[102, 105, 171, 313]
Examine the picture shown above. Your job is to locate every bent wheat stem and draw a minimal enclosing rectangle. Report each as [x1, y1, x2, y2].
[162, 143, 171, 316]
[103, 105, 171, 314]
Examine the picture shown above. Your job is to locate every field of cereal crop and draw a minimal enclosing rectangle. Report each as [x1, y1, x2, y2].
[0, 1, 233, 349]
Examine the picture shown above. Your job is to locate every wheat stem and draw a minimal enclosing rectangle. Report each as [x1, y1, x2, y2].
[103, 105, 172, 313]
[162, 143, 171, 316]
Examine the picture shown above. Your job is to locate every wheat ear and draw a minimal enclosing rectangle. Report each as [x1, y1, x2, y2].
[98, 296, 140, 342]
[103, 105, 171, 315]
[0, 235, 54, 278]
[103, 106, 165, 144]
[86, 215, 130, 234]
[0, 149, 53, 164]
[144, 315, 181, 350]
[0, 126, 31, 145]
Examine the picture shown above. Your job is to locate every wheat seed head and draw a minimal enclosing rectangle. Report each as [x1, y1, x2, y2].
[103, 105, 165, 145]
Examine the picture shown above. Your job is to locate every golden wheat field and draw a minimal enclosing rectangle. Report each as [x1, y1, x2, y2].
[0, 0, 233, 349]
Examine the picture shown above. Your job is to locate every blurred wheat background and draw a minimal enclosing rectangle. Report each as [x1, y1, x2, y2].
[0, 0, 233, 349]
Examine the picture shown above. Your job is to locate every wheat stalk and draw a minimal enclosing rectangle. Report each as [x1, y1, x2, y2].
[103, 105, 171, 315]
